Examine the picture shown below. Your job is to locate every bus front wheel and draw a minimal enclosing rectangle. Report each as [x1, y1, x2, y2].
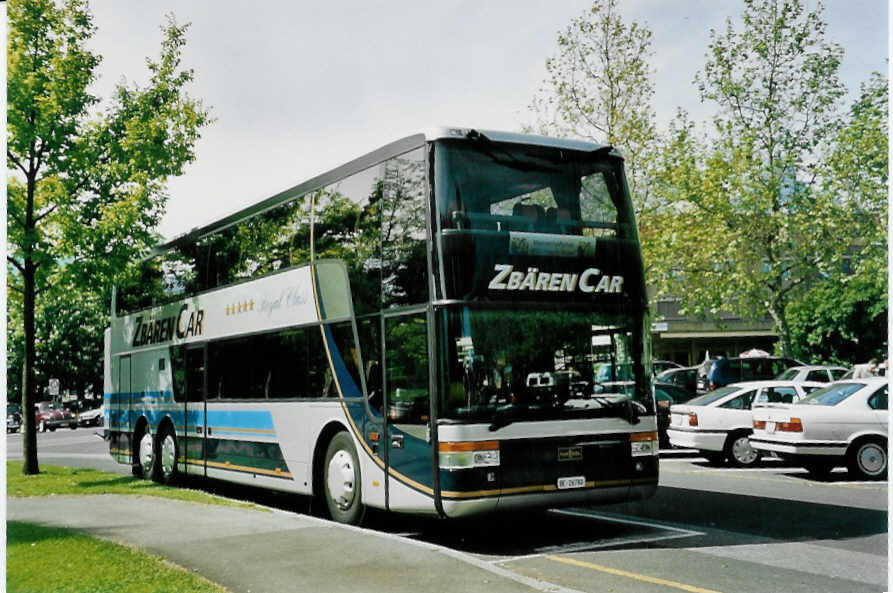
[323, 432, 364, 525]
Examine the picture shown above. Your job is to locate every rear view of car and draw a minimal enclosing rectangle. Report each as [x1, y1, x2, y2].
[668, 381, 821, 467]
[751, 377, 888, 479]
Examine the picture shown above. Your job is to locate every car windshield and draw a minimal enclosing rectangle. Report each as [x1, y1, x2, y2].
[796, 382, 863, 406]
[684, 386, 739, 407]
[438, 307, 652, 424]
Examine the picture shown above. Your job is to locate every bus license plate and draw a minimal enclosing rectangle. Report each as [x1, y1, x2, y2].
[557, 476, 586, 490]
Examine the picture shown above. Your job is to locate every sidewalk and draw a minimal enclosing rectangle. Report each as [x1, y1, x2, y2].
[8, 495, 573, 593]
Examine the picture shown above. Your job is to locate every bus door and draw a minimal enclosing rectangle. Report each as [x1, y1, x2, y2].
[110, 355, 132, 464]
[182, 345, 208, 477]
[382, 310, 433, 509]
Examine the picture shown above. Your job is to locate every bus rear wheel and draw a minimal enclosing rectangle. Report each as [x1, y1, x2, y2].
[323, 432, 364, 525]
[153, 425, 180, 485]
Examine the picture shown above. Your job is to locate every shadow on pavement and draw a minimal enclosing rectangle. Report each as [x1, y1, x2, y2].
[160, 474, 886, 558]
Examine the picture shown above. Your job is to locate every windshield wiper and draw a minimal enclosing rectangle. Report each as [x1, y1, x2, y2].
[591, 396, 641, 424]
[488, 405, 525, 432]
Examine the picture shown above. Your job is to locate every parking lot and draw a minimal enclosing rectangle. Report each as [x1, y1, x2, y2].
[8, 429, 888, 593]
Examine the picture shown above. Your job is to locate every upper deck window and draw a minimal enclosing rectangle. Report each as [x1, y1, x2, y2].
[434, 140, 631, 240]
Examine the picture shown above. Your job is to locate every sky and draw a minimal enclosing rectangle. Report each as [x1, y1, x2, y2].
[83, 1, 888, 241]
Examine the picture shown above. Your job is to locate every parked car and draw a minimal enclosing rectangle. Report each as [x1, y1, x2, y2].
[656, 366, 699, 398]
[750, 377, 888, 479]
[775, 365, 849, 383]
[699, 356, 804, 391]
[7, 403, 22, 433]
[77, 405, 104, 427]
[654, 382, 696, 448]
[667, 380, 823, 467]
[34, 401, 78, 432]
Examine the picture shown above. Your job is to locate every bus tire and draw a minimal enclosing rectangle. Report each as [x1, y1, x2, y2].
[323, 432, 364, 525]
[136, 425, 155, 479]
[153, 424, 179, 485]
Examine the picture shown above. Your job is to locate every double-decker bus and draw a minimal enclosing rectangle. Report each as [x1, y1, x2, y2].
[104, 128, 657, 524]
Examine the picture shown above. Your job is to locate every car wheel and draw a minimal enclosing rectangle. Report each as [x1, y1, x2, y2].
[323, 432, 364, 525]
[847, 439, 887, 480]
[700, 450, 725, 466]
[70, 422, 77, 430]
[48, 426, 56, 432]
[153, 425, 179, 485]
[726, 433, 761, 467]
[802, 458, 836, 478]
[136, 427, 155, 479]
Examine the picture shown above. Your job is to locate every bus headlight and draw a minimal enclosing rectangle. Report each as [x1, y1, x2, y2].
[438, 441, 500, 469]
[630, 432, 658, 457]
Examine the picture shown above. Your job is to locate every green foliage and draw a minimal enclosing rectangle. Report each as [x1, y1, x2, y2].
[528, 0, 657, 219]
[643, 0, 869, 358]
[8, 522, 230, 593]
[7, 0, 211, 467]
[784, 73, 888, 364]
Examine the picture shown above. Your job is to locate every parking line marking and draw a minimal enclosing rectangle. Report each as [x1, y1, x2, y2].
[545, 554, 723, 593]
[550, 508, 704, 537]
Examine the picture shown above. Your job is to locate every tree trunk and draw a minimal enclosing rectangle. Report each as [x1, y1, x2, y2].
[21, 176, 40, 475]
[768, 299, 794, 360]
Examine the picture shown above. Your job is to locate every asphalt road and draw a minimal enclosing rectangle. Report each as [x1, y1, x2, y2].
[7, 428, 889, 593]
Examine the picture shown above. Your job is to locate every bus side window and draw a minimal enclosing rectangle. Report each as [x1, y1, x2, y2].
[385, 313, 429, 424]
[381, 148, 429, 309]
[357, 317, 383, 416]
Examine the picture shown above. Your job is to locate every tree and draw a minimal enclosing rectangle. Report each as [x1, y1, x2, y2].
[785, 72, 888, 364]
[645, 0, 847, 357]
[527, 0, 657, 219]
[7, 0, 211, 474]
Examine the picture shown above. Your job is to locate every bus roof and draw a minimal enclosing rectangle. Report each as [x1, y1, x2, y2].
[156, 128, 612, 253]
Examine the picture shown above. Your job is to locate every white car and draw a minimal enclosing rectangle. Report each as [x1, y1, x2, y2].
[775, 365, 849, 383]
[750, 377, 888, 479]
[667, 381, 824, 467]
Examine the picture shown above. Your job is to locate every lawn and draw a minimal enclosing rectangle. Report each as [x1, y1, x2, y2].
[7, 521, 229, 593]
[7, 461, 262, 510]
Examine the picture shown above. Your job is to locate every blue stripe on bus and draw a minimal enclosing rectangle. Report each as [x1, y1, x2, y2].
[104, 395, 275, 434]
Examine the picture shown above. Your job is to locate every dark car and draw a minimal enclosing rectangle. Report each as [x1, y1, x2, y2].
[654, 382, 697, 448]
[7, 403, 22, 433]
[701, 356, 804, 391]
[656, 366, 699, 398]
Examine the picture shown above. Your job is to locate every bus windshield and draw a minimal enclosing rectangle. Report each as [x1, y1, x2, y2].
[435, 140, 631, 239]
[438, 307, 652, 424]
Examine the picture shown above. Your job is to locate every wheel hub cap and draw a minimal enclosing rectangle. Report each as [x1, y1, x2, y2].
[733, 437, 758, 465]
[139, 431, 154, 475]
[161, 435, 176, 476]
[326, 450, 355, 510]
[859, 444, 885, 475]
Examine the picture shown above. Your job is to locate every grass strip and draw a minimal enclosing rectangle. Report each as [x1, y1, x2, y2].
[7, 521, 229, 593]
[7, 461, 265, 511]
